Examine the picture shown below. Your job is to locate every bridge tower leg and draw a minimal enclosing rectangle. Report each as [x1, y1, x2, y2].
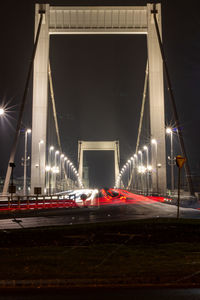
[147, 4, 166, 195]
[114, 141, 120, 184]
[31, 4, 49, 194]
[78, 141, 84, 184]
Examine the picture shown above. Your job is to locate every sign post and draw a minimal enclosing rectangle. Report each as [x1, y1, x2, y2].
[176, 155, 186, 218]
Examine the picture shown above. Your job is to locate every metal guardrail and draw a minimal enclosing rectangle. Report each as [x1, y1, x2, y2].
[0, 195, 78, 211]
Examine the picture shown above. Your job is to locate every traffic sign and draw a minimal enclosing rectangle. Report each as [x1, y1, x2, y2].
[176, 155, 186, 169]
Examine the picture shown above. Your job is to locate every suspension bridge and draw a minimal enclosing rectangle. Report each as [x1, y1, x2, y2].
[1, 3, 195, 209]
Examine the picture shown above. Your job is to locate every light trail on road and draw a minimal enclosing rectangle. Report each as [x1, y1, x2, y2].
[0, 189, 200, 229]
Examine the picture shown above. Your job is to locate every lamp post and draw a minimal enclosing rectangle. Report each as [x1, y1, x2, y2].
[134, 154, 138, 192]
[151, 139, 158, 194]
[121, 166, 125, 188]
[45, 165, 51, 194]
[69, 161, 73, 188]
[138, 150, 143, 193]
[166, 127, 174, 194]
[52, 165, 59, 193]
[64, 157, 69, 189]
[130, 157, 134, 190]
[49, 146, 54, 167]
[60, 154, 64, 192]
[54, 150, 59, 193]
[143, 145, 149, 195]
[128, 160, 131, 188]
[49, 146, 54, 194]
[38, 140, 44, 188]
[23, 129, 31, 195]
[147, 165, 153, 194]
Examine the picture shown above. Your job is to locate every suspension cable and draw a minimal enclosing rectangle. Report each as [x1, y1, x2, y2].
[3, 9, 44, 195]
[135, 60, 149, 155]
[48, 62, 74, 188]
[48, 62, 62, 152]
[127, 60, 149, 189]
[152, 4, 194, 196]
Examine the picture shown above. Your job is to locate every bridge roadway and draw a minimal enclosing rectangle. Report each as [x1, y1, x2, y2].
[0, 190, 200, 229]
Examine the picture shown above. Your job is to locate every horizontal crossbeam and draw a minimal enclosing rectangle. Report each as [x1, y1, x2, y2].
[79, 141, 118, 151]
[49, 6, 147, 34]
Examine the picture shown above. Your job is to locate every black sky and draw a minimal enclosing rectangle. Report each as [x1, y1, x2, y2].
[0, 0, 200, 186]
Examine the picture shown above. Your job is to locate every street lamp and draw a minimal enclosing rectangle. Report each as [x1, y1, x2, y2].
[130, 156, 134, 189]
[151, 139, 158, 194]
[45, 165, 51, 194]
[143, 145, 149, 194]
[38, 140, 44, 186]
[64, 157, 69, 189]
[137, 165, 146, 194]
[134, 154, 138, 192]
[138, 150, 143, 193]
[68, 161, 73, 188]
[48, 146, 54, 194]
[60, 154, 64, 191]
[138, 150, 143, 164]
[147, 165, 152, 193]
[54, 150, 59, 193]
[0, 108, 5, 116]
[23, 129, 31, 195]
[128, 159, 131, 188]
[166, 127, 174, 194]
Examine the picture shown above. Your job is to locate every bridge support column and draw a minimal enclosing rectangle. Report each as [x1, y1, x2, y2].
[78, 141, 84, 183]
[31, 4, 49, 194]
[114, 141, 120, 184]
[147, 4, 166, 195]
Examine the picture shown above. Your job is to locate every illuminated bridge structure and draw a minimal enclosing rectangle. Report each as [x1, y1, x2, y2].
[2, 3, 193, 197]
[31, 3, 166, 195]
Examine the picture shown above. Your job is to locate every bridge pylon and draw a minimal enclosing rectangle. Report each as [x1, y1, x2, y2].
[30, 3, 166, 195]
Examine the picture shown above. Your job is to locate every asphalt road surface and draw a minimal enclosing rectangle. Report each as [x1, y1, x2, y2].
[0, 197, 200, 229]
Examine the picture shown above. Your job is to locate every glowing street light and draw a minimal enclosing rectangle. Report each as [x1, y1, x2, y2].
[23, 129, 31, 195]
[48, 146, 55, 194]
[0, 108, 5, 116]
[127, 159, 132, 187]
[151, 138, 158, 194]
[133, 154, 138, 192]
[38, 140, 44, 186]
[138, 150, 143, 166]
[166, 127, 174, 194]
[166, 127, 172, 134]
[55, 150, 59, 166]
[60, 154, 65, 190]
[45, 165, 51, 172]
[143, 145, 149, 194]
[53, 150, 60, 193]
[138, 151, 144, 193]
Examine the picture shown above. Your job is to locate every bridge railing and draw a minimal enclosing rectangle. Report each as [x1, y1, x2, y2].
[0, 195, 78, 211]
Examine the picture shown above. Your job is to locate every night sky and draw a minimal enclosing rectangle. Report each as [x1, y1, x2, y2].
[0, 0, 200, 187]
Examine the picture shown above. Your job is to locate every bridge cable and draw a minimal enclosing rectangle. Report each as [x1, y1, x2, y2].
[152, 4, 194, 196]
[135, 61, 149, 155]
[127, 60, 149, 189]
[3, 10, 44, 195]
[48, 62, 62, 152]
[48, 62, 74, 189]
